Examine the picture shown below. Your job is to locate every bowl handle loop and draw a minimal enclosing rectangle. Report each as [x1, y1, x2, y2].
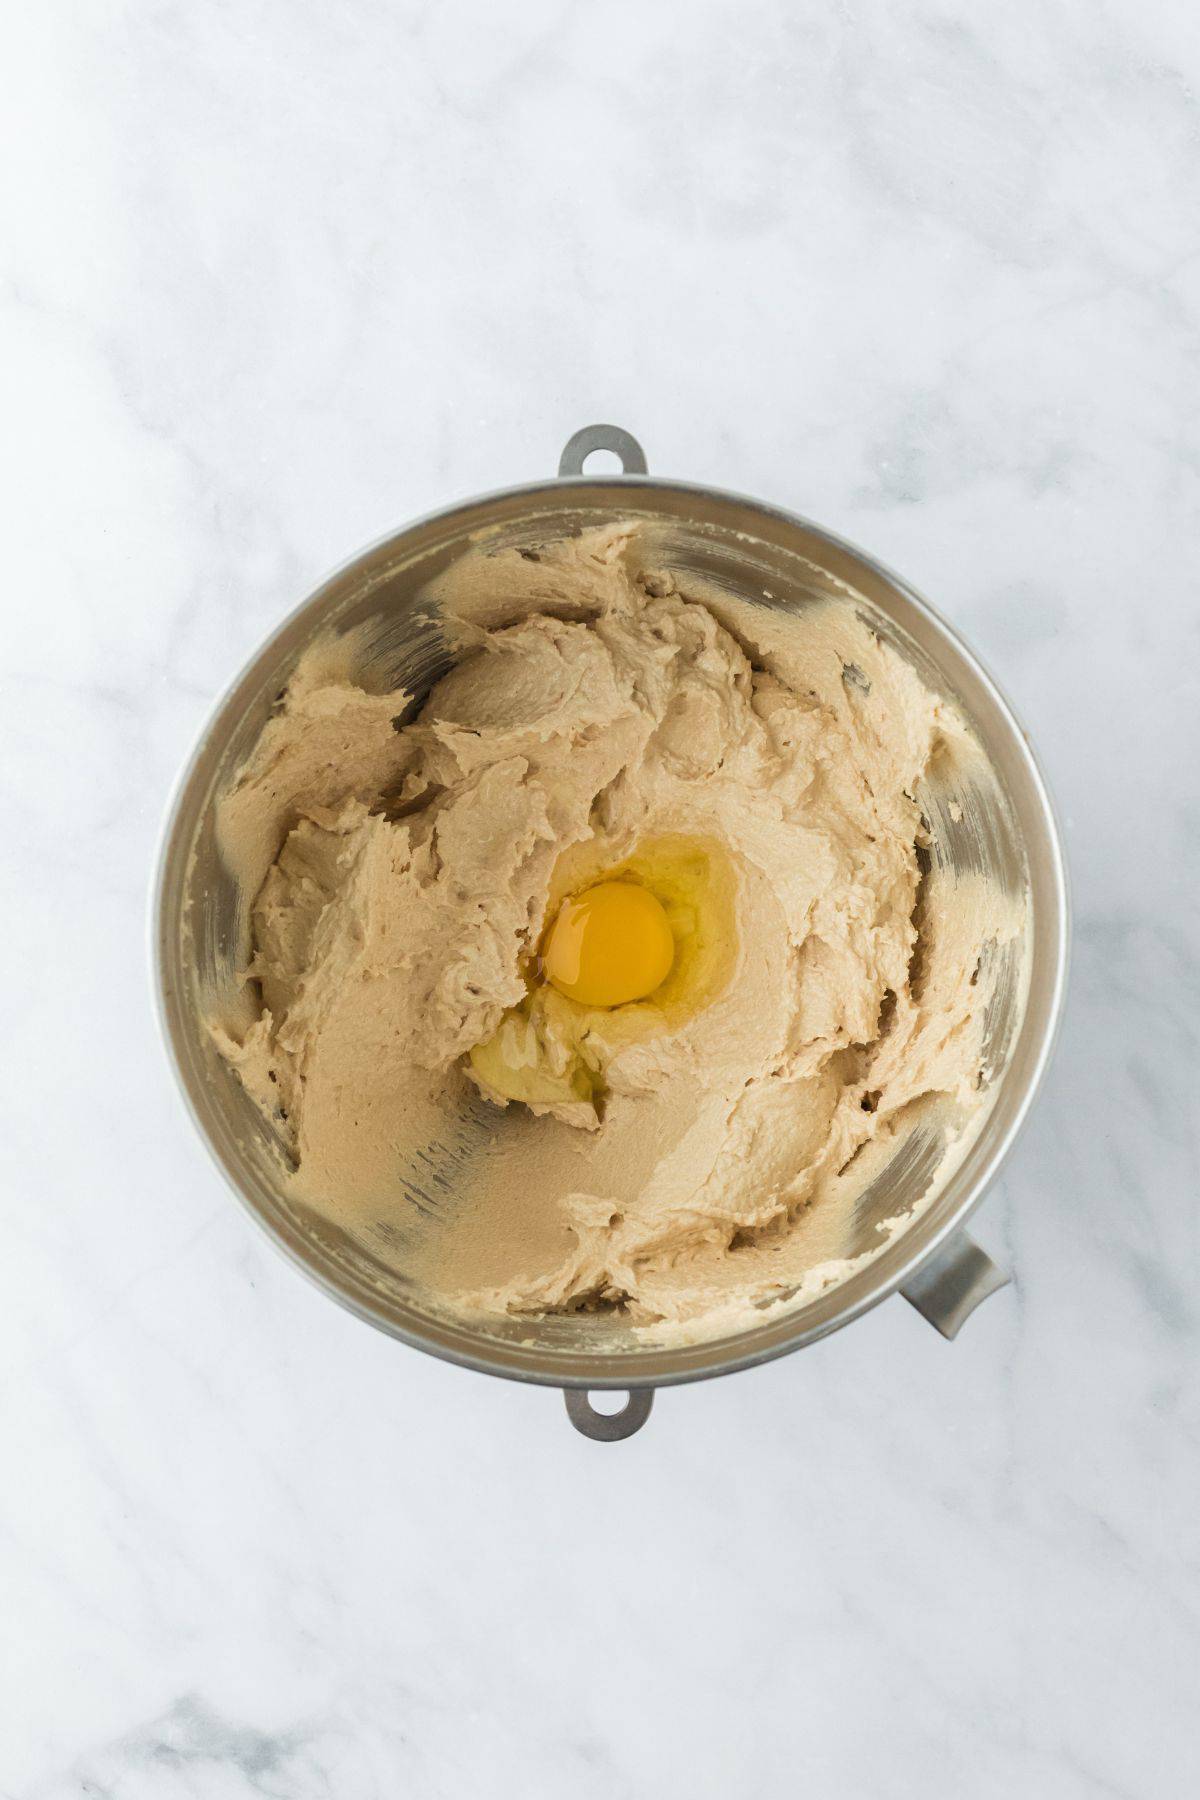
[563, 1388, 654, 1441]
[558, 424, 648, 478]
[900, 1230, 1010, 1338]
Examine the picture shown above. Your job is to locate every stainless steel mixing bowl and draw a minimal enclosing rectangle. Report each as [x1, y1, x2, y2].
[153, 424, 1068, 1440]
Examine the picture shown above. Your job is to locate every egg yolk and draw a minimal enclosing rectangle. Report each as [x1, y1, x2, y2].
[542, 881, 675, 1008]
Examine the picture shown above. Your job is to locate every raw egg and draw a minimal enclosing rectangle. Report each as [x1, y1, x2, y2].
[468, 836, 737, 1113]
[542, 881, 676, 1008]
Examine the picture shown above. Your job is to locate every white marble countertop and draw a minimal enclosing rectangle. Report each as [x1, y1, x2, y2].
[4, 2, 1198, 1794]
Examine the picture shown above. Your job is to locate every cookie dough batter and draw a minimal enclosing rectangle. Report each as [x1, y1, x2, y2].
[213, 525, 1023, 1341]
